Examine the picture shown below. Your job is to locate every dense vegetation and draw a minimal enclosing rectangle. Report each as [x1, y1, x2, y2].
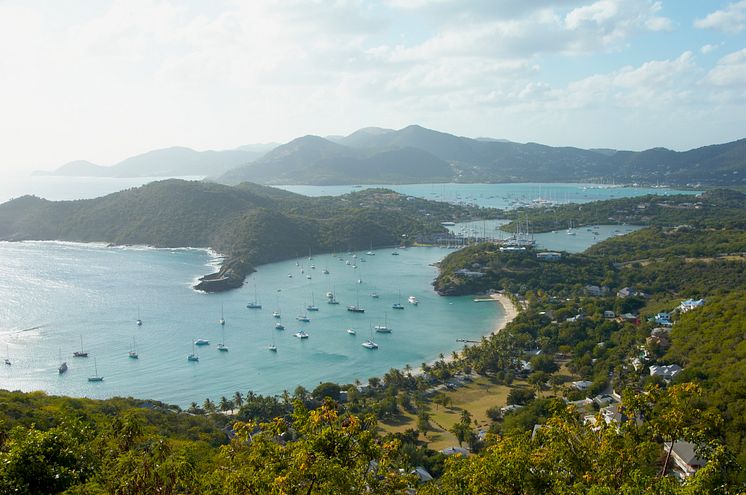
[665, 291, 746, 470]
[427, 187, 746, 488]
[0, 180, 496, 291]
[3, 185, 746, 492]
[1, 384, 740, 493]
[503, 189, 746, 234]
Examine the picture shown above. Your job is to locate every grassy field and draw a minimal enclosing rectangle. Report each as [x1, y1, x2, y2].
[379, 376, 513, 451]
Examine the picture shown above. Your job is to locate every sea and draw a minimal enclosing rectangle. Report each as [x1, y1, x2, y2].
[0, 177, 696, 406]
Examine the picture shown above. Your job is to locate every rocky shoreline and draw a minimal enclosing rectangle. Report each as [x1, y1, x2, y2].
[193, 256, 253, 293]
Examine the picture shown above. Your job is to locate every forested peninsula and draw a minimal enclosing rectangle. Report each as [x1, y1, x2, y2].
[0, 180, 495, 292]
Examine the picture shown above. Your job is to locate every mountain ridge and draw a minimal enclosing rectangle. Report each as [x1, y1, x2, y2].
[35, 126, 746, 186]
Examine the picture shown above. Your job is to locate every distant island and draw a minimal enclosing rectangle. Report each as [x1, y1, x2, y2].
[38, 125, 746, 187]
[0, 179, 495, 292]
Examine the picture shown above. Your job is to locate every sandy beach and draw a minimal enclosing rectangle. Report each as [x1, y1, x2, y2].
[406, 292, 520, 376]
[488, 292, 519, 336]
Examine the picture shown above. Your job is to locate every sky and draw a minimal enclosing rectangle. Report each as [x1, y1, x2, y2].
[1, 0, 745, 173]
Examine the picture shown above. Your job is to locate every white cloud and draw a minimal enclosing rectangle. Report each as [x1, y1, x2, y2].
[700, 43, 720, 54]
[694, 1, 746, 34]
[707, 48, 746, 87]
[0, 0, 741, 171]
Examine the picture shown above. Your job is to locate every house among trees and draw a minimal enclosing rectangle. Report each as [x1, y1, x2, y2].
[649, 364, 683, 382]
[664, 441, 707, 479]
[679, 298, 704, 312]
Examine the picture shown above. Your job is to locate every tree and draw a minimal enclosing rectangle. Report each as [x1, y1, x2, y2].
[204, 399, 416, 493]
[312, 382, 341, 402]
[219, 396, 234, 414]
[233, 391, 244, 408]
[202, 398, 216, 414]
[0, 421, 94, 494]
[507, 388, 535, 406]
[529, 354, 559, 373]
[417, 410, 431, 437]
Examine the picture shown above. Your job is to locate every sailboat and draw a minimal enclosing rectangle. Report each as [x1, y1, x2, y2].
[4, 345, 10, 366]
[366, 241, 375, 256]
[128, 337, 139, 359]
[73, 336, 88, 358]
[294, 329, 309, 339]
[392, 289, 404, 310]
[374, 313, 392, 333]
[246, 284, 262, 309]
[327, 287, 340, 305]
[87, 358, 103, 382]
[219, 304, 225, 325]
[136, 306, 143, 326]
[58, 349, 68, 374]
[362, 324, 378, 349]
[217, 325, 229, 352]
[268, 329, 277, 352]
[346, 328, 356, 335]
[275, 322, 285, 330]
[273, 294, 282, 318]
[347, 286, 365, 313]
[306, 292, 319, 312]
[187, 340, 199, 362]
[296, 303, 311, 322]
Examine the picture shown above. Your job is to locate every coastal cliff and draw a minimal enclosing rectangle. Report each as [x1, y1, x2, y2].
[193, 256, 252, 292]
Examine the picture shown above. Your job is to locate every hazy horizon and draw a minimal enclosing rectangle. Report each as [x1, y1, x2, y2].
[1, 0, 745, 173]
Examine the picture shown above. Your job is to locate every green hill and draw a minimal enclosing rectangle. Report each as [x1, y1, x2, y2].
[0, 180, 492, 291]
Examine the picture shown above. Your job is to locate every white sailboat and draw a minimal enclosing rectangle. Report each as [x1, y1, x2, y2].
[128, 337, 139, 359]
[219, 304, 225, 325]
[246, 284, 262, 309]
[87, 358, 103, 382]
[346, 328, 356, 335]
[294, 329, 309, 339]
[275, 322, 285, 330]
[136, 306, 143, 326]
[273, 294, 282, 318]
[217, 326, 229, 352]
[296, 305, 311, 322]
[306, 292, 319, 312]
[366, 241, 375, 256]
[188, 340, 199, 362]
[362, 324, 378, 349]
[268, 329, 277, 352]
[374, 313, 392, 333]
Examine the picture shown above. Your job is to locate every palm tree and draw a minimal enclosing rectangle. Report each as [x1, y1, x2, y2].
[219, 396, 233, 414]
[188, 402, 199, 414]
[233, 391, 244, 409]
[203, 398, 216, 414]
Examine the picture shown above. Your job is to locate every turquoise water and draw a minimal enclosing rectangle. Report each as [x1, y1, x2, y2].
[0, 179, 691, 407]
[447, 219, 643, 253]
[278, 183, 697, 209]
[0, 242, 499, 406]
